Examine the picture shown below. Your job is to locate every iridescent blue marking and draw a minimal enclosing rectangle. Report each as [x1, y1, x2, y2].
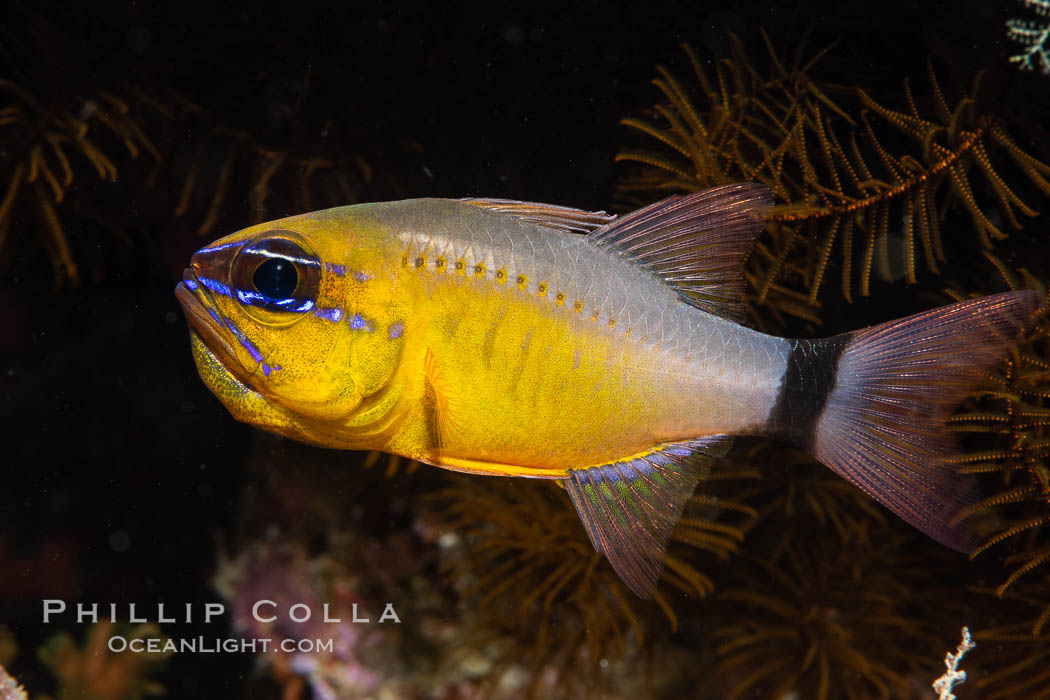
[251, 249, 317, 266]
[350, 314, 373, 332]
[324, 263, 347, 277]
[224, 318, 264, 364]
[198, 240, 244, 253]
[265, 297, 314, 312]
[207, 308, 223, 325]
[199, 277, 232, 298]
[353, 270, 373, 282]
[184, 279, 199, 291]
[388, 321, 404, 339]
[315, 307, 343, 322]
[233, 287, 314, 313]
[236, 289, 267, 305]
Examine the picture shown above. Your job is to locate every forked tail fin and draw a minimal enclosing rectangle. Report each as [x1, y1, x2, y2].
[810, 291, 1042, 550]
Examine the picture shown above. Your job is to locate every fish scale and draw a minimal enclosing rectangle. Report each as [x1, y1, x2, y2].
[392, 200, 786, 462]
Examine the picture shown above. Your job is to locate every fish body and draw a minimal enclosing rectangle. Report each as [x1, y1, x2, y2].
[355, 197, 786, 473]
[176, 184, 1041, 597]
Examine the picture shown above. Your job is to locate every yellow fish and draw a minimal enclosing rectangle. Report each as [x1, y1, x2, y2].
[175, 183, 1040, 597]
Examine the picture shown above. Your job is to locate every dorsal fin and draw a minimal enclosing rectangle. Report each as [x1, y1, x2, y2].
[563, 435, 733, 598]
[459, 197, 616, 233]
[589, 183, 773, 322]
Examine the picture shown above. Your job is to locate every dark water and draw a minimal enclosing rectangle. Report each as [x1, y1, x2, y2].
[2, 1, 1049, 698]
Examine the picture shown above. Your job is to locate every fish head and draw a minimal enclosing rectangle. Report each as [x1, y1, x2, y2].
[175, 208, 409, 443]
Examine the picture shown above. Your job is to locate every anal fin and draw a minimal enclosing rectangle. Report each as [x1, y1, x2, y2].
[563, 435, 732, 598]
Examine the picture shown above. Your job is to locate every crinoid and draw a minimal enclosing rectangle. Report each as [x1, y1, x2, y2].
[941, 254, 1050, 604]
[361, 449, 421, 478]
[1007, 0, 1050, 75]
[721, 438, 888, 553]
[711, 536, 947, 700]
[969, 578, 1050, 699]
[0, 13, 166, 287]
[422, 472, 754, 695]
[171, 117, 375, 238]
[616, 37, 1050, 327]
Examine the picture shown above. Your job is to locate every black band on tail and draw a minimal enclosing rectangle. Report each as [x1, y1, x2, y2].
[766, 335, 851, 451]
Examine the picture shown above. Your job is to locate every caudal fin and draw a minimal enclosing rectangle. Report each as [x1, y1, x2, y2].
[812, 291, 1042, 551]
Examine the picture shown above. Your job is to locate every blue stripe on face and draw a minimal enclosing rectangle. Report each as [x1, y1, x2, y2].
[191, 272, 279, 377]
[198, 240, 244, 253]
[200, 277, 232, 297]
[388, 321, 404, 339]
[225, 320, 264, 364]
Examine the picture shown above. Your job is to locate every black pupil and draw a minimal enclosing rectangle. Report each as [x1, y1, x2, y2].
[253, 258, 298, 300]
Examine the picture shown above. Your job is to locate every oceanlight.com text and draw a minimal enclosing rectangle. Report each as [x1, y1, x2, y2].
[107, 635, 337, 654]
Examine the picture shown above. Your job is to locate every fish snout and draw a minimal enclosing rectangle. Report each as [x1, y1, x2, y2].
[190, 244, 235, 283]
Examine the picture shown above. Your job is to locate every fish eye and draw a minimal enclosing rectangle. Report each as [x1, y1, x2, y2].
[253, 257, 299, 300]
[230, 232, 321, 317]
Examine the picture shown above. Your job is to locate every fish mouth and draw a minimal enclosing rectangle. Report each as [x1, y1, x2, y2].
[175, 269, 254, 386]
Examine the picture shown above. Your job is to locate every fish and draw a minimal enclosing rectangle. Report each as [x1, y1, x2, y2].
[175, 182, 1042, 598]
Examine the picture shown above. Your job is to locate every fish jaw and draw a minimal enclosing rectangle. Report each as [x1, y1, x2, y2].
[175, 273, 296, 432]
[188, 330, 309, 437]
[175, 270, 392, 448]
[175, 274, 245, 382]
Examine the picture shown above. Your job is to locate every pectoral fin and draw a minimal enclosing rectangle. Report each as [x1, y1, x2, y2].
[563, 436, 732, 598]
[423, 347, 465, 449]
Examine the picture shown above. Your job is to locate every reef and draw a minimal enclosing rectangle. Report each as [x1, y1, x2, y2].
[711, 538, 944, 699]
[0, 662, 27, 700]
[0, 623, 168, 700]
